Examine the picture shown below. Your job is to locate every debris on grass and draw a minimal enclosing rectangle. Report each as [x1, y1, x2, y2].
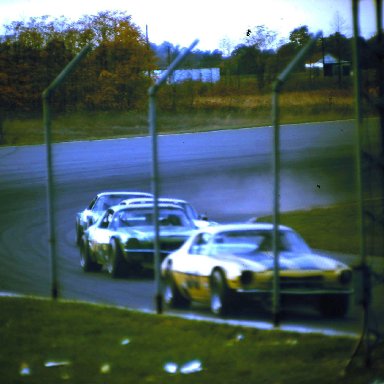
[164, 362, 178, 374]
[164, 359, 203, 374]
[19, 362, 31, 376]
[100, 363, 111, 374]
[180, 359, 203, 374]
[120, 338, 131, 346]
[44, 360, 71, 368]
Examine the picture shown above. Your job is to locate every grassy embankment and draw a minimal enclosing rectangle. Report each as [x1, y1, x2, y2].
[263, 202, 379, 257]
[1, 296, 383, 384]
[2, 88, 354, 146]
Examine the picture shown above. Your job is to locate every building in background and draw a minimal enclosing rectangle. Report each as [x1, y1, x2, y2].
[305, 54, 351, 77]
[153, 68, 220, 84]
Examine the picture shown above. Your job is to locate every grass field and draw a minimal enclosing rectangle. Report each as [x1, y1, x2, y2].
[260, 199, 383, 258]
[1, 89, 356, 146]
[1, 296, 383, 384]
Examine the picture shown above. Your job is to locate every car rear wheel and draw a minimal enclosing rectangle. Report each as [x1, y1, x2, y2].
[318, 294, 349, 318]
[107, 239, 127, 278]
[163, 273, 190, 308]
[80, 239, 101, 272]
[210, 269, 234, 316]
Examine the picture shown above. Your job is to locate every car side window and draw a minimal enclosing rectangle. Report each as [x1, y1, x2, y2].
[109, 214, 121, 231]
[88, 197, 97, 210]
[189, 233, 212, 255]
[99, 210, 113, 229]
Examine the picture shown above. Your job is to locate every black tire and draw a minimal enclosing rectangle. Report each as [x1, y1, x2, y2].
[163, 273, 190, 308]
[210, 269, 235, 316]
[107, 239, 127, 278]
[80, 239, 101, 272]
[318, 294, 349, 318]
[75, 222, 83, 246]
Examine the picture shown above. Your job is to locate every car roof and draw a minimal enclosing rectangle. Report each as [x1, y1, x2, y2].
[196, 222, 293, 235]
[109, 202, 187, 213]
[96, 191, 153, 198]
[158, 197, 188, 204]
[120, 197, 188, 205]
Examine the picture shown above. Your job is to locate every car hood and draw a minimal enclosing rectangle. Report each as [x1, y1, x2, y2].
[119, 226, 195, 241]
[223, 251, 348, 272]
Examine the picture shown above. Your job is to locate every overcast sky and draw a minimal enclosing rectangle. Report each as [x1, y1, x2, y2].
[0, 0, 380, 51]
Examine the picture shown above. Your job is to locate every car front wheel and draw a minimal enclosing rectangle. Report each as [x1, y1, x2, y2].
[107, 239, 127, 278]
[80, 239, 101, 272]
[163, 273, 190, 308]
[210, 269, 234, 316]
[75, 221, 83, 246]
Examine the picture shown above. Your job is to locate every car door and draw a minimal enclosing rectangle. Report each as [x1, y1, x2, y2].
[175, 232, 213, 301]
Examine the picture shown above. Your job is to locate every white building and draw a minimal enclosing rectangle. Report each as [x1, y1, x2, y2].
[305, 54, 351, 76]
[153, 68, 220, 84]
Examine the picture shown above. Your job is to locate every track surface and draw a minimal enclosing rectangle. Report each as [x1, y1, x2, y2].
[1, 120, 382, 336]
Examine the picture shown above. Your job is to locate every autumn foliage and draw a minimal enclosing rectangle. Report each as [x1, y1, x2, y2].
[0, 11, 156, 115]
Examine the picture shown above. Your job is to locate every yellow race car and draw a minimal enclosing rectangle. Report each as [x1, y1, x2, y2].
[161, 223, 353, 317]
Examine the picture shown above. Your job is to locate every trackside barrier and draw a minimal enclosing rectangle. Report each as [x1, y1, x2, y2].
[271, 31, 322, 326]
[42, 45, 91, 299]
[148, 39, 199, 314]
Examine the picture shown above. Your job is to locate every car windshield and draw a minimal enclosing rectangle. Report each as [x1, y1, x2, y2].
[211, 229, 311, 255]
[115, 207, 195, 229]
[93, 193, 150, 211]
[181, 202, 199, 220]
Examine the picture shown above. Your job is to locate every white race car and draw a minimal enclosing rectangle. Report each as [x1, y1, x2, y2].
[161, 223, 353, 317]
[75, 191, 153, 245]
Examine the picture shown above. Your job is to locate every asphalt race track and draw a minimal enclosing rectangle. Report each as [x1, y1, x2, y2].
[1, 119, 383, 337]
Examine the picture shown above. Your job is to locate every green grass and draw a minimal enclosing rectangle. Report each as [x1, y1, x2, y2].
[259, 200, 383, 257]
[1, 88, 357, 146]
[1, 296, 383, 384]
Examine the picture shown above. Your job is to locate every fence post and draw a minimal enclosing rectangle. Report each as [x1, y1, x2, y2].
[148, 39, 199, 314]
[271, 32, 322, 326]
[42, 45, 91, 299]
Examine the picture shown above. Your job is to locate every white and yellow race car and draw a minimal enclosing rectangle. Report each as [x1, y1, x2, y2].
[161, 223, 353, 317]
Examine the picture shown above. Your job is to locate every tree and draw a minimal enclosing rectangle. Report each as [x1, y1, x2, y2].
[245, 25, 277, 51]
[289, 25, 311, 49]
[219, 36, 235, 57]
[0, 11, 157, 113]
[83, 13, 156, 110]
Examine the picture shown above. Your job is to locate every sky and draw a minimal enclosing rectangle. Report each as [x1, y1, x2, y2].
[0, 0, 380, 51]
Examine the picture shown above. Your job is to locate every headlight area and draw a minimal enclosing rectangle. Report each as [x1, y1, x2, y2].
[239, 270, 254, 286]
[321, 269, 353, 287]
[338, 269, 353, 285]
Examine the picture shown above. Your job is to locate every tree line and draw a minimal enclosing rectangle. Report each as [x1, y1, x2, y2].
[0, 11, 380, 116]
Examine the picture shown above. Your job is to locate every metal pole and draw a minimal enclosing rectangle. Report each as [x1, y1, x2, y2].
[42, 45, 91, 300]
[352, 0, 365, 267]
[349, 0, 372, 368]
[376, 0, 384, 203]
[148, 90, 162, 313]
[271, 83, 281, 326]
[43, 94, 58, 299]
[271, 31, 322, 327]
[148, 39, 199, 314]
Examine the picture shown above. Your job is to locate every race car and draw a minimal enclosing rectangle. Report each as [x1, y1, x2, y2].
[75, 191, 153, 245]
[120, 196, 217, 228]
[161, 223, 353, 317]
[80, 202, 197, 277]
